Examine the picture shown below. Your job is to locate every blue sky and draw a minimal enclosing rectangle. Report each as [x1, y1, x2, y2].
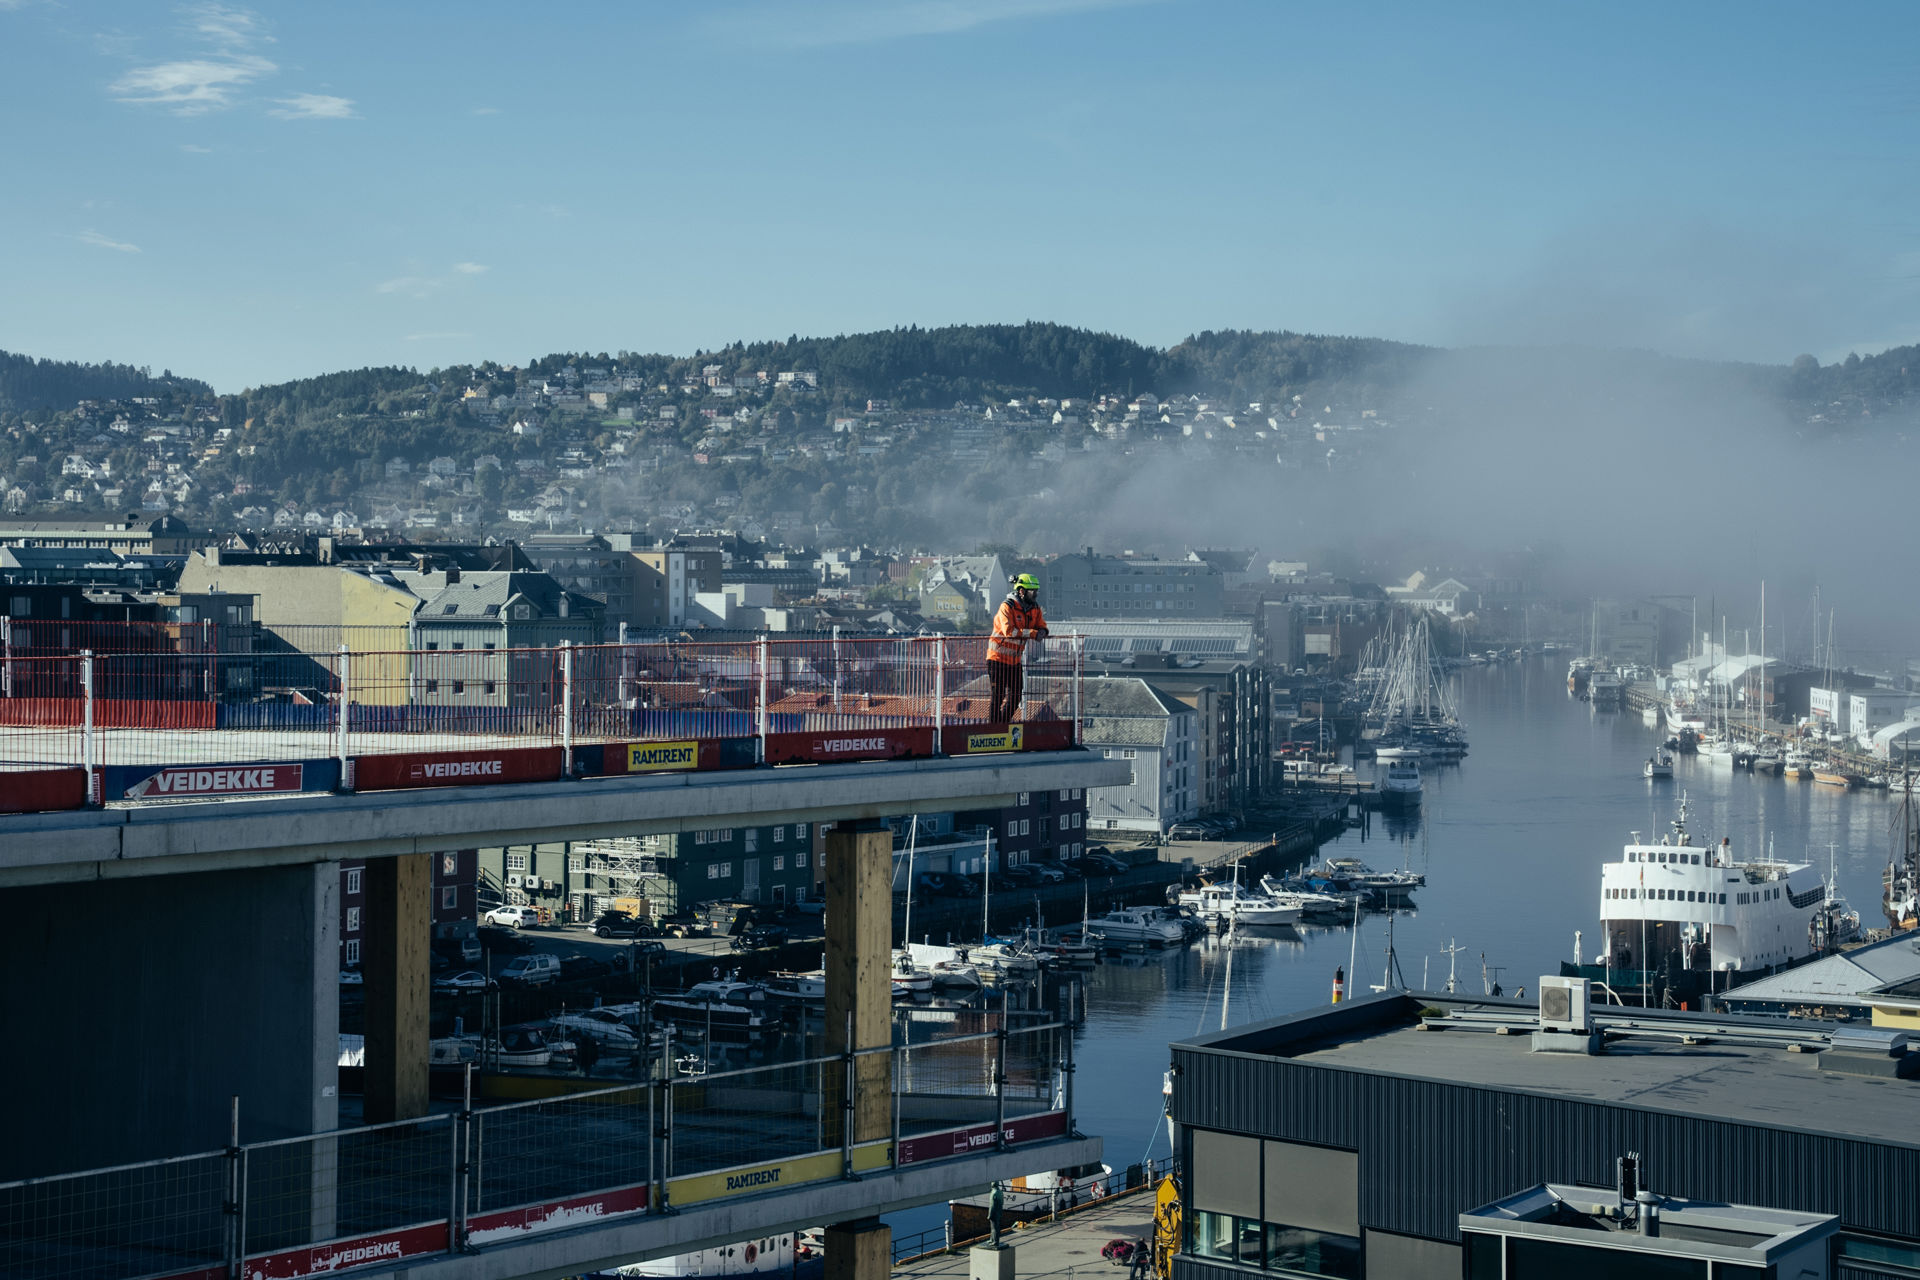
[3, 0, 1917, 391]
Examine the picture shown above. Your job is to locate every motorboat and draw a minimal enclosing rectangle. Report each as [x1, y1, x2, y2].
[494, 1025, 556, 1067]
[767, 969, 827, 1001]
[1753, 744, 1782, 775]
[1323, 856, 1423, 896]
[969, 939, 1043, 976]
[1084, 908, 1189, 948]
[1379, 760, 1423, 808]
[929, 960, 983, 990]
[552, 1009, 643, 1050]
[890, 950, 935, 996]
[1644, 750, 1673, 780]
[1269, 869, 1373, 912]
[1782, 750, 1812, 779]
[1256, 875, 1348, 920]
[1814, 767, 1858, 789]
[685, 979, 769, 1004]
[1177, 881, 1302, 928]
[1373, 744, 1423, 761]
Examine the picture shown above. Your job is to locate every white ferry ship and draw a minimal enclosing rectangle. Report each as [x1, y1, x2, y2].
[1570, 796, 1835, 1006]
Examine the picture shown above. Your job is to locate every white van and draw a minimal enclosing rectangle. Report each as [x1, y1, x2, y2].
[497, 953, 560, 987]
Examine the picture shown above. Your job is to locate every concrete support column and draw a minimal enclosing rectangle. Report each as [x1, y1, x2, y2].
[824, 1218, 891, 1280]
[363, 852, 431, 1123]
[823, 821, 892, 1148]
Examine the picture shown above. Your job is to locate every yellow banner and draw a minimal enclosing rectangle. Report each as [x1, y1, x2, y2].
[668, 1143, 891, 1208]
[966, 726, 1023, 753]
[628, 741, 698, 772]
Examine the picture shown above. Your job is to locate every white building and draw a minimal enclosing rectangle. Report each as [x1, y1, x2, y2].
[1852, 690, 1920, 748]
[1079, 677, 1198, 835]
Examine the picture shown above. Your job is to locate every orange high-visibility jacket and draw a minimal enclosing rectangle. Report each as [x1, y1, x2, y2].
[988, 596, 1047, 665]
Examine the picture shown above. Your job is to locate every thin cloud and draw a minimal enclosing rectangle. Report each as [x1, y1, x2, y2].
[711, 0, 1157, 48]
[74, 229, 141, 253]
[111, 53, 276, 113]
[471, 105, 500, 116]
[187, 3, 271, 49]
[452, 262, 489, 275]
[376, 275, 436, 298]
[270, 92, 355, 120]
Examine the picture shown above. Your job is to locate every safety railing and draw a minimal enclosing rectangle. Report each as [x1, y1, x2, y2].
[889, 1154, 1181, 1265]
[0, 634, 1085, 804]
[0, 1021, 1075, 1280]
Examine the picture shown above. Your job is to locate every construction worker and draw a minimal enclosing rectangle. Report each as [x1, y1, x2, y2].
[988, 573, 1048, 722]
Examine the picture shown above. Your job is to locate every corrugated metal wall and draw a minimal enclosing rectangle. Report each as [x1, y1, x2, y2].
[1172, 1045, 1920, 1244]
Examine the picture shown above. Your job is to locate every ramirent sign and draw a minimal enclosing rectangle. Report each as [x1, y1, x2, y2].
[124, 763, 304, 800]
[628, 740, 698, 772]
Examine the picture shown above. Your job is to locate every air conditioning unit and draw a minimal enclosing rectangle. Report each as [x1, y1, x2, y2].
[543, 879, 557, 891]
[506, 874, 522, 888]
[1539, 975, 1590, 1033]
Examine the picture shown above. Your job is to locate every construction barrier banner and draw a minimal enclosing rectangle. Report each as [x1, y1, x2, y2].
[465, 1184, 650, 1246]
[667, 1142, 892, 1209]
[1016, 719, 1075, 752]
[352, 746, 563, 792]
[626, 739, 699, 772]
[944, 724, 1022, 754]
[896, 1110, 1068, 1167]
[117, 759, 330, 801]
[242, 1221, 450, 1278]
[762, 727, 935, 766]
[587, 736, 759, 777]
[0, 766, 87, 814]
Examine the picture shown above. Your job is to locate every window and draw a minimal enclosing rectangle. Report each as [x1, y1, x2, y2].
[345, 907, 361, 934]
[744, 829, 759, 853]
[1018, 792, 1029, 807]
[344, 939, 360, 965]
[442, 852, 457, 875]
[1123, 749, 1137, 760]
[717, 861, 732, 877]
[569, 853, 585, 872]
[707, 863, 720, 880]
[1006, 821, 1017, 839]
[796, 849, 808, 868]
[426, 680, 439, 693]
[440, 886, 457, 911]
[452, 681, 465, 695]
[1019, 819, 1030, 836]
[773, 855, 785, 871]
[695, 831, 708, 845]
[507, 852, 527, 872]
[795, 824, 808, 839]
[345, 868, 361, 895]
[773, 825, 786, 842]
[1059, 789, 1070, 801]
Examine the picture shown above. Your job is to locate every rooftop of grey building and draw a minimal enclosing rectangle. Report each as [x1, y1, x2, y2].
[1176, 991, 1920, 1148]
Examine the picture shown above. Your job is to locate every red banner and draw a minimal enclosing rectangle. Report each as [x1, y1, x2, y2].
[465, 1184, 649, 1245]
[124, 762, 304, 800]
[243, 1222, 449, 1278]
[0, 766, 87, 814]
[353, 746, 563, 792]
[896, 1110, 1069, 1166]
[763, 727, 934, 766]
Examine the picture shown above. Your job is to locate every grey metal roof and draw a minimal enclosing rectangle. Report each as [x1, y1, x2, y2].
[1189, 994, 1920, 1147]
[1078, 676, 1185, 719]
[1723, 933, 1920, 1006]
[412, 571, 602, 621]
[1083, 718, 1169, 748]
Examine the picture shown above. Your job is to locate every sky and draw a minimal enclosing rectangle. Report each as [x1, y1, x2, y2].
[3, 0, 1919, 392]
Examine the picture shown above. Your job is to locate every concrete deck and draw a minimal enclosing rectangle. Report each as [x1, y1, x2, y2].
[896, 1189, 1161, 1280]
[0, 749, 1132, 887]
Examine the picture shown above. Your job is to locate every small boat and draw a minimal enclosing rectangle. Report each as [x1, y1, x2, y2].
[1782, 750, 1812, 779]
[1257, 875, 1347, 920]
[767, 969, 827, 1001]
[1084, 908, 1189, 948]
[970, 939, 1043, 976]
[1177, 881, 1302, 928]
[1379, 760, 1423, 808]
[929, 960, 983, 990]
[494, 1025, 556, 1067]
[1644, 751, 1674, 780]
[1373, 744, 1423, 761]
[1814, 768, 1858, 789]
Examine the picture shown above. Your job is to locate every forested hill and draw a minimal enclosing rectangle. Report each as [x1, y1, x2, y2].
[0, 350, 211, 411]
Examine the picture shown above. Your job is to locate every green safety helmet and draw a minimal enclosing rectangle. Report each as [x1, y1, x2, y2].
[1015, 574, 1040, 591]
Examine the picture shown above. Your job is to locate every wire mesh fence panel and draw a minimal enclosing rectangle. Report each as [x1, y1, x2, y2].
[0, 656, 85, 766]
[574, 640, 760, 742]
[893, 1033, 1003, 1138]
[668, 1058, 827, 1178]
[244, 1116, 453, 1256]
[763, 636, 943, 732]
[345, 646, 566, 752]
[0, 1151, 228, 1280]
[468, 1085, 650, 1215]
[999, 1025, 1064, 1118]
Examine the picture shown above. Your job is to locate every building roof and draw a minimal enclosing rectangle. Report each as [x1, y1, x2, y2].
[1066, 618, 1255, 660]
[413, 570, 602, 622]
[1719, 932, 1920, 1009]
[1180, 993, 1918, 1148]
[1079, 675, 1186, 719]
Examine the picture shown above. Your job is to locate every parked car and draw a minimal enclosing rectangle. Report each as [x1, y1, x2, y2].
[338, 969, 363, 987]
[593, 912, 655, 939]
[1028, 862, 1069, 883]
[559, 954, 612, 982]
[1168, 823, 1212, 841]
[478, 925, 534, 955]
[483, 905, 540, 929]
[434, 935, 483, 965]
[433, 970, 491, 993]
[497, 953, 561, 987]
[944, 874, 981, 898]
[730, 925, 790, 952]
[997, 864, 1040, 887]
[1080, 852, 1129, 875]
